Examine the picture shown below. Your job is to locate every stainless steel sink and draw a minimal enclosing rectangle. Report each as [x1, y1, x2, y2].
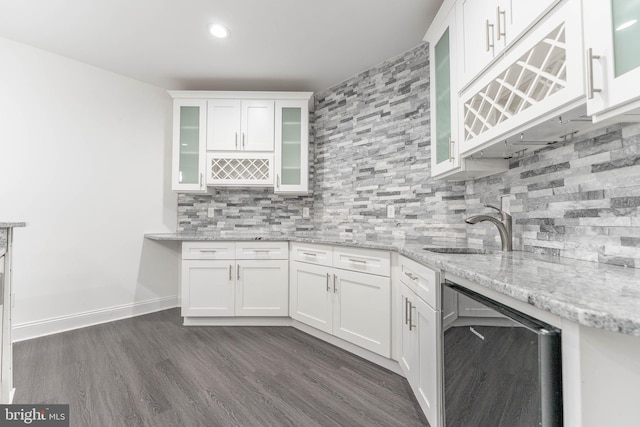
[423, 247, 488, 254]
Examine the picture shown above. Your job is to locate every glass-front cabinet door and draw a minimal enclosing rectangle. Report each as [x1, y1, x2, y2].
[427, 1, 460, 178]
[585, 0, 640, 121]
[274, 100, 309, 195]
[172, 100, 207, 192]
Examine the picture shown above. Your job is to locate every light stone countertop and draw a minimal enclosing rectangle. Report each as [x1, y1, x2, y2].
[145, 231, 640, 336]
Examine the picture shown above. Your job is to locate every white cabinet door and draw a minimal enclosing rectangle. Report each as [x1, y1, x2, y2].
[236, 259, 289, 316]
[207, 99, 274, 151]
[172, 100, 207, 192]
[242, 100, 274, 151]
[207, 99, 242, 151]
[181, 260, 234, 317]
[509, 0, 556, 41]
[289, 261, 333, 334]
[415, 296, 440, 427]
[274, 100, 309, 195]
[333, 269, 391, 357]
[399, 285, 419, 388]
[428, 1, 460, 178]
[459, 0, 499, 85]
[584, 0, 640, 122]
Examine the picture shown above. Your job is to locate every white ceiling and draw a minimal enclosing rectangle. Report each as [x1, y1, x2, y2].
[0, 0, 442, 92]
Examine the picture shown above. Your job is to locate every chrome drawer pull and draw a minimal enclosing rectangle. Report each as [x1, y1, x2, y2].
[302, 252, 317, 257]
[405, 297, 410, 325]
[409, 303, 416, 331]
[348, 258, 367, 264]
[199, 250, 217, 253]
[229, 265, 232, 280]
[326, 273, 331, 292]
[405, 272, 419, 281]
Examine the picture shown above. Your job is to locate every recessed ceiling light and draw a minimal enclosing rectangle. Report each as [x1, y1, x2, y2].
[209, 23, 230, 39]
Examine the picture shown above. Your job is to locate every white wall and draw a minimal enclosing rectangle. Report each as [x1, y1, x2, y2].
[0, 37, 179, 340]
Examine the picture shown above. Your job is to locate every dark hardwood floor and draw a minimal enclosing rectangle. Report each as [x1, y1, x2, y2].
[14, 309, 428, 427]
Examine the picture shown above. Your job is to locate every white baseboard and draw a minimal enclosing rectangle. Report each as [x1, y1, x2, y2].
[183, 317, 293, 327]
[12, 296, 179, 342]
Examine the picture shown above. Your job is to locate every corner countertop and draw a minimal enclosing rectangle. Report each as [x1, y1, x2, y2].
[0, 222, 26, 228]
[145, 231, 640, 336]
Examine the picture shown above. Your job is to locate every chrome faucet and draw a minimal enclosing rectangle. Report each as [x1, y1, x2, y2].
[465, 204, 513, 251]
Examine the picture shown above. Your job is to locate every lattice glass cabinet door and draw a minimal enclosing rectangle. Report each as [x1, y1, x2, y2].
[172, 100, 207, 192]
[274, 100, 309, 194]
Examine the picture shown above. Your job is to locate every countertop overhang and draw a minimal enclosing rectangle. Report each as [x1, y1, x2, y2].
[146, 232, 640, 336]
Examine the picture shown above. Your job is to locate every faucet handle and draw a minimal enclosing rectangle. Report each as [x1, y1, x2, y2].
[485, 204, 512, 220]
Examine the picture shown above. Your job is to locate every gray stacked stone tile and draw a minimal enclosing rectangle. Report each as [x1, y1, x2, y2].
[177, 42, 640, 268]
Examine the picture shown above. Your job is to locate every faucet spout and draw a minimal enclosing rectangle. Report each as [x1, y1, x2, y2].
[465, 205, 513, 251]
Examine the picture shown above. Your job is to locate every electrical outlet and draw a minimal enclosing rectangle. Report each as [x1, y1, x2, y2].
[302, 207, 310, 218]
[500, 194, 511, 214]
[387, 205, 395, 219]
[207, 207, 215, 218]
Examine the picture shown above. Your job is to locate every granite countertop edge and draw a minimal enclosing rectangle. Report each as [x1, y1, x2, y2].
[145, 232, 640, 336]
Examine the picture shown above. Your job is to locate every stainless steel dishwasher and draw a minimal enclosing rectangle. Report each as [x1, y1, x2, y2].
[442, 280, 563, 426]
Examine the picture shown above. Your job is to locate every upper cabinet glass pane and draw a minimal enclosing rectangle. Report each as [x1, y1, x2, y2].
[179, 106, 200, 184]
[281, 107, 302, 185]
[435, 28, 452, 165]
[612, 0, 640, 77]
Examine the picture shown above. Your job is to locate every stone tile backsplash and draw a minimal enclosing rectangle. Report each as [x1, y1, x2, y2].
[177, 42, 640, 267]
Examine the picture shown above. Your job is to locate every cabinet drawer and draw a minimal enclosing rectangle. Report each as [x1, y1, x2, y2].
[182, 242, 235, 260]
[399, 256, 439, 309]
[235, 241, 289, 260]
[333, 247, 391, 277]
[290, 243, 333, 267]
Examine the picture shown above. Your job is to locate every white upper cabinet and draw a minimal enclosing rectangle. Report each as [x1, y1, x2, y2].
[584, 0, 640, 122]
[274, 100, 310, 195]
[426, 0, 508, 180]
[242, 100, 275, 151]
[207, 99, 242, 151]
[458, 0, 585, 158]
[459, 0, 557, 89]
[207, 99, 274, 151]
[170, 91, 312, 191]
[172, 99, 207, 192]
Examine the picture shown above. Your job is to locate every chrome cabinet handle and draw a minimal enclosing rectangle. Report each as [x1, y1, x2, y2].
[242, 133, 246, 149]
[277, 174, 280, 188]
[405, 271, 419, 282]
[302, 252, 317, 257]
[587, 48, 602, 100]
[496, 6, 506, 41]
[237, 264, 240, 280]
[333, 274, 337, 293]
[326, 273, 331, 292]
[485, 20, 494, 52]
[449, 139, 455, 162]
[199, 249, 217, 253]
[348, 258, 367, 264]
[409, 303, 416, 331]
[200, 173, 203, 187]
[235, 132, 238, 149]
[405, 297, 410, 325]
[229, 264, 232, 281]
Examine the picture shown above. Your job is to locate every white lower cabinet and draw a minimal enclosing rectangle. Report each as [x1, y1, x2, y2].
[398, 256, 441, 427]
[290, 243, 391, 357]
[181, 242, 288, 318]
[235, 259, 289, 316]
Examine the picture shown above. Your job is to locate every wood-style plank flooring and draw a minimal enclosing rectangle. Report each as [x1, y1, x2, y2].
[14, 309, 428, 427]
